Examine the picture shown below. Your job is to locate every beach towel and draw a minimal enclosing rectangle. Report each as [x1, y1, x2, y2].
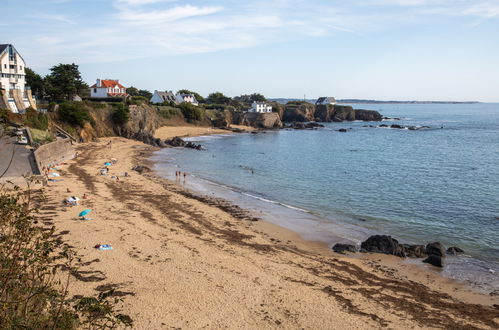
[95, 244, 113, 250]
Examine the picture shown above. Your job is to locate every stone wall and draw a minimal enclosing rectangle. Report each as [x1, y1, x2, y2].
[34, 139, 76, 170]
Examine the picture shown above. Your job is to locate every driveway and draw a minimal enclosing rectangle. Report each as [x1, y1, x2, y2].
[0, 133, 37, 181]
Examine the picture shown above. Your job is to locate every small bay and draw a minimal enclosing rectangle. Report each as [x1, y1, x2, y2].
[152, 103, 499, 291]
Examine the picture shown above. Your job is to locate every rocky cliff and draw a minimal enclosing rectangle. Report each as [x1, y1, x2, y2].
[240, 112, 282, 129]
[283, 102, 316, 122]
[282, 102, 382, 123]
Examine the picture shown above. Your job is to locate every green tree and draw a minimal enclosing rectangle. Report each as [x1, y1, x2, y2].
[45, 63, 88, 102]
[250, 93, 266, 102]
[177, 89, 205, 103]
[179, 102, 205, 123]
[57, 102, 92, 127]
[112, 103, 130, 125]
[126, 86, 139, 96]
[25, 68, 45, 99]
[206, 92, 231, 105]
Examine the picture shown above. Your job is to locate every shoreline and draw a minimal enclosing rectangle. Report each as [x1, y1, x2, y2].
[151, 130, 499, 296]
[34, 136, 498, 328]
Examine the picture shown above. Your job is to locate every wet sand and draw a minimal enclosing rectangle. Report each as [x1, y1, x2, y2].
[36, 137, 499, 329]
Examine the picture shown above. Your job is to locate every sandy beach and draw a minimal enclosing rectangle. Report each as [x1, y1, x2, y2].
[154, 125, 255, 140]
[36, 137, 498, 329]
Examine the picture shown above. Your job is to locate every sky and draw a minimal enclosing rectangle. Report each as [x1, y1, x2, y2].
[3, 0, 499, 101]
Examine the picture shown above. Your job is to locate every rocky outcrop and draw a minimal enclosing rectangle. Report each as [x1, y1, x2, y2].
[285, 122, 324, 130]
[164, 136, 203, 150]
[241, 112, 282, 129]
[314, 104, 334, 122]
[446, 247, 464, 255]
[426, 242, 445, 257]
[132, 165, 151, 174]
[360, 235, 406, 257]
[332, 243, 357, 254]
[332, 105, 356, 122]
[355, 109, 382, 121]
[423, 255, 443, 267]
[283, 102, 316, 122]
[402, 244, 427, 258]
[114, 104, 162, 146]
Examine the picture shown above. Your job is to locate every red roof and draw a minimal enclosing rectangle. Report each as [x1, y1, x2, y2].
[90, 79, 126, 89]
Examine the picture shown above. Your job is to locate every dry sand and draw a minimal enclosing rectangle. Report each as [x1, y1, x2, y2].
[36, 137, 499, 329]
[154, 125, 255, 140]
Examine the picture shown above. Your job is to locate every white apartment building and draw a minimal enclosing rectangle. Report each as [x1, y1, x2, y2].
[0, 44, 36, 113]
[248, 101, 272, 113]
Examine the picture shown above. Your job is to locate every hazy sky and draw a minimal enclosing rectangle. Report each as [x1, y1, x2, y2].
[3, 0, 499, 101]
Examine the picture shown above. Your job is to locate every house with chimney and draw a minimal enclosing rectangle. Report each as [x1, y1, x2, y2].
[248, 101, 272, 113]
[0, 44, 36, 113]
[90, 79, 128, 98]
[175, 92, 199, 106]
[151, 90, 177, 104]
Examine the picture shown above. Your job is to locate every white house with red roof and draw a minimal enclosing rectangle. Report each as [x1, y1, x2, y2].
[90, 79, 128, 98]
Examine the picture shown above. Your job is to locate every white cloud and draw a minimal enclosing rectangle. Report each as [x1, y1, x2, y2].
[31, 13, 77, 25]
[117, 5, 223, 24]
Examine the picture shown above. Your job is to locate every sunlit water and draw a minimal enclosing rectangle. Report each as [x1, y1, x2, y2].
[151, 103, 499, 292]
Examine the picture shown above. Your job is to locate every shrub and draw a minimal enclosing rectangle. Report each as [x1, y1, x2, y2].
[57, 102, 93, 127]
[179, 103, 205, 123]
[24, 107, 49, 130]
[0, 179, 132, 329]
[157, 106, 183, 120]
[112, 103, 130, 125]
[0, 108, 9, 124]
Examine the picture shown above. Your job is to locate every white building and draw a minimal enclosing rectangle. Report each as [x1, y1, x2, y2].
[315, 97, 336, 105]
[90, 79, 128, 98]
[175, 92, 199, 106]
[248, 101, 272, 113]
[0, 44, 36, 113]
[151, 90, 177, 104]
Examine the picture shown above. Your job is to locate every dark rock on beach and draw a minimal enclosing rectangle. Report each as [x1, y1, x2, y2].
[446, 247, 464, 255]
[360, 235, 406, 257]
[286, 122, 324, 130]
[164, 136, 203, 150]
[426, 242, 445, 257]
[423, 255, 443, 267]
[390, 124, 404, 129]
[402, 244, 427, 258]
[132, 165, 151, 174]
[337, 128, 348, 133]
[332, 243, 357, 254]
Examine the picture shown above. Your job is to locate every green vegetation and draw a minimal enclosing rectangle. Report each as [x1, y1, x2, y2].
[30, 128, 55, 145]
[0, 108, 9, 125]
[128, 96, 148, 105]
[57, 102, 93, 127]
[36, 64, 89, 102]
[179, 103, 205, 123]
[112, 103, 130, 125]
[25, 68, 45, 100]
[0, 180, 132, 329]
[24, 107, 49, 130]
[126, 87, 152, 100]
[157, 106, 183, 120]
[206, 92, 231, 105]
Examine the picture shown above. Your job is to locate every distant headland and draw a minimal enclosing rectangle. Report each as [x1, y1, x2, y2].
[270, 98, 480, 105]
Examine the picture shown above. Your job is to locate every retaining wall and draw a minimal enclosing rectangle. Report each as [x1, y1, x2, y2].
[34, 139, 76, 170]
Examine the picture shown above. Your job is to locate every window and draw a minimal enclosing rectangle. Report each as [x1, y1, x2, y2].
[94, 88, 97, 93]
[3, 64, 6, 69]
[20, 66, 23, 71]
[9, 65, 15, 69]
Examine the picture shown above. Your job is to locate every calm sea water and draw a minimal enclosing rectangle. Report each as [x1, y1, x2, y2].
[152, 103, 499, 291]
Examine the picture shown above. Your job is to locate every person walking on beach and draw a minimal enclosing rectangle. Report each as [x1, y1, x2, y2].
[183, 172, 187, 182]
[107, 140, 112, 149]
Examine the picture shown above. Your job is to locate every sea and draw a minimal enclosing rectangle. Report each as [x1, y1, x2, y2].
[151, 103, 499, 293]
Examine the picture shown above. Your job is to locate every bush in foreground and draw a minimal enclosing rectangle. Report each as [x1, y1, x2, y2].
[0, 179, 132, 329]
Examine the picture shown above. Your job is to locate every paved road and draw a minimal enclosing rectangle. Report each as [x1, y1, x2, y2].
[0, 133, 36, 180]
